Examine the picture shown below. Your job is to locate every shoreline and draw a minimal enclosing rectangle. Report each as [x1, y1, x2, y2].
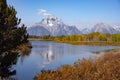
[55, 41, 120, 46]
[28, 38, 120, 46]
[34, 48, 120, 80]
[28, 38, 52, 41]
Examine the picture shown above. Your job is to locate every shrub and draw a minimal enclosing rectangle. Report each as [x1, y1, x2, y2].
[34, 50, 120, 80]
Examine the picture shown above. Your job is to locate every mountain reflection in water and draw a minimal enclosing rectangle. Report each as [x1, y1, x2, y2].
[0, 41, 119, 80]
[35, 43, 64, 68]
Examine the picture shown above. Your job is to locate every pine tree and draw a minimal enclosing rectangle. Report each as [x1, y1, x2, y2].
[0, 0, 28, 52]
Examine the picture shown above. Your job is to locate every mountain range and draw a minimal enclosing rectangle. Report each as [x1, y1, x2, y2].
[82, 24, 120, 34]
[27, 11, 81, 36]
[27, 11, 120, 36]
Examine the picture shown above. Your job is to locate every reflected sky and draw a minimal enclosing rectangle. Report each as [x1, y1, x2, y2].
[36, 43, 64, 68]
[15, 41, 119, 80]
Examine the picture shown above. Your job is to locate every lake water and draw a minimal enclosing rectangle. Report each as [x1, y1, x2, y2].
[0, 41, 119, 80]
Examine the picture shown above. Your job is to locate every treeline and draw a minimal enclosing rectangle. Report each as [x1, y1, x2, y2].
[0, 0, 28, 52]
[30, 32, 120, 42]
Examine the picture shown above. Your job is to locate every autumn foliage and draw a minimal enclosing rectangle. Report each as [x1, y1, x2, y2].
[35, 50, 120, 80]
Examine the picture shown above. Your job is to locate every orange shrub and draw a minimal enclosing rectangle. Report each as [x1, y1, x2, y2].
[34, 50, 120, 80]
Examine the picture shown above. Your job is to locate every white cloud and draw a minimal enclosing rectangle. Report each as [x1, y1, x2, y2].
[37, 9, 52, 17]
[37, 9, 46, 15]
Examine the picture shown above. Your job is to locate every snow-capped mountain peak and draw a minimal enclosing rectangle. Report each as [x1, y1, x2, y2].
[28, 9, 119, 36]
[114, 26, 120, 32]
[28, 9, 81, 36]
[40, 16, 63, 27]
[82, 28, 90, 34]
[38, 9, 63, 27]
[91, 23, 117, 34]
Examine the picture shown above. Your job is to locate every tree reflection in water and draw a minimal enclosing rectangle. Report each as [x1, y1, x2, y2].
[0, 47, 31, 79]
[20, 47, 31, 63]
[0, 52, 18, 79]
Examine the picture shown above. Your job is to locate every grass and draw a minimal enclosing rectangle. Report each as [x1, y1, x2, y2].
[34, 49, 120, 80]
[93, 48, 119, 54]
[17, 43, 32, 55]
[55, 40, 120, 46]
[28, 37, 120, 46]
[1, 42, 32, 55]
[28, 38, 52, 41]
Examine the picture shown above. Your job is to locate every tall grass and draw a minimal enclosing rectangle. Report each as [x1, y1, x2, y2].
[34, 50, 120, 80]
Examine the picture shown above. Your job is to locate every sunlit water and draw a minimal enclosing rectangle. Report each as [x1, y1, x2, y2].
[1, 41, 119, 80]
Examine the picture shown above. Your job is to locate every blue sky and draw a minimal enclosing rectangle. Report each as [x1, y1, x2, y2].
[7, 0, 120, 29]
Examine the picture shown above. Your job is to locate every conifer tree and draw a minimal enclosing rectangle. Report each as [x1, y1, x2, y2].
[0, 0, 28, 52]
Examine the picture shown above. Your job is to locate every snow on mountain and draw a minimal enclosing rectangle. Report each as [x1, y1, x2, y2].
[82, 28, 91, 34]
[28, 9, 81, 36]
[27, 9, 119, 35]
[27, 25, 51, 36]
[91, 23, 117, 34]
[114, 26, 120, 33]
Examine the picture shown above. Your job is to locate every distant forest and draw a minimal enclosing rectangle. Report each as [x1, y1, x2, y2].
[30, 32, 120, 42]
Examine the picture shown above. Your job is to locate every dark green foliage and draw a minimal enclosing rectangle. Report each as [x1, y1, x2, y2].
[0, 52, 18, 78]
[0, 46, 31, 79]
[0, 0, 28, 52]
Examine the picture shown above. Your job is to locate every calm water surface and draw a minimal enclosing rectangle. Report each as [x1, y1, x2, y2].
[1, 41, 120, 80]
